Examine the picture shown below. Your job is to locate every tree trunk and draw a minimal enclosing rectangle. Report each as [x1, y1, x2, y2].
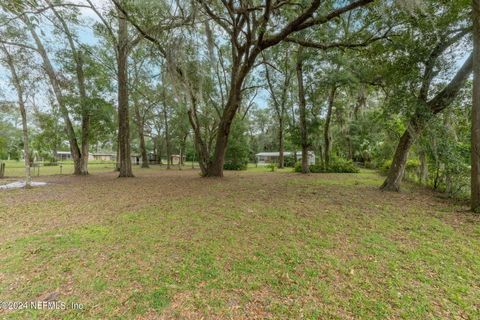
[115, 138, 120, 171]
[200, 46, 258, 177]
[2, 46, 31, 188]
[278, 118, 284, 169]
[324, 86, 337, 169]
[296, 47, 309, 174]
[139, 133, 149, 168]
[206, 120, 229, 177]
[24, 17, 83, 175]
[49, 2, 90, 175]
[381, 125, 418, 191]
[472, 0, 480, 211]
[134, 102, 149, 168]
[318, 145, 324, 167]
[419, 150, 428, 184]
[162, 102, 171, 170]
[187, 96, 209, 176]
[382, 53, 472, 191]
[264, 61, 288, 169]
[354, 84, 366, 120]
[116, 7, 134, 177]
[204, 85, 242, 177]
[157, 138, 163, 164]
[346, 135, 353, 161]
[180, 133, 187, 166]
[445, 171, 453, 195]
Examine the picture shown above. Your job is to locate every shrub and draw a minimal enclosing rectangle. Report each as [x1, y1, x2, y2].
[43, 162, 59, 167]
[266, 163, 276, 172]
[309, 164, 324, 173]
[294, 162, 304, 172]
[380, 159, 392, 174]
[380, 159, 419, 176]
[294, 159, 359, 173]
[326, 158, 360, 173]
[405, 159, 420, 172]
[223, 160, 247, 171]
[283, 155, 296, 168]
[223, 118, 249, 171]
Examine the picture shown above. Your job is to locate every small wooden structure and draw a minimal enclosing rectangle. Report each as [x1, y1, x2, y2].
[0, 162, 5, 178]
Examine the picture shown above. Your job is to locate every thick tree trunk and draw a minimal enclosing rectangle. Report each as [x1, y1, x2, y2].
[201, 46, 258, 177]
[296, 47, 309, 174]
[204, 83, 242, 177]
[381, 125, 418, 191]
[2, 46, 31, 188]
[117, 7, 133, 177]
[324, 86, 337, 169]
[206, 120, 229, 177]
[472, 0, 480, 211]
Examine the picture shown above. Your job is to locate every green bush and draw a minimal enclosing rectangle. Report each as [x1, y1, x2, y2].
[294, 162, 301, 172]
[405, 159, 420, 172]
[43, 162, 59, 167]
[266, 163, 276, 172]
[223, 160, 247, 171]
[283, 155, 296, 168]
[294, 159, 359, 173]
[380, 159, 392, 174]
[223, 118, 249, 171]
[380, 159, 419, 176]
[309, 164, 324, 173]
[327, 158, 360, 173]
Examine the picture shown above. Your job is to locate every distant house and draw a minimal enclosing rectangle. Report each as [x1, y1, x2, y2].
[92, 153, 116, 161]
[131, 154, 141, 165]
[55, 151, 94, 161]
[55, 151, 73, 161]
[255, 151, 315, 165]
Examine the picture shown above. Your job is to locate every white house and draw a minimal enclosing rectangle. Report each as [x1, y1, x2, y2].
[256, 151, 315, 165]
[55, 151, 94, 161]
[93, 153, 116, 161]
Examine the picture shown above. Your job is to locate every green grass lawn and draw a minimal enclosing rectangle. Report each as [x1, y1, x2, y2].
[0, 168, 479, 319]
[0, 160, 205, 178]
[1, 161, 293, 179]
[1, 160, 117, 177]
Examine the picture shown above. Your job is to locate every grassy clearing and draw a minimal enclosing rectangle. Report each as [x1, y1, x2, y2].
[0, 168, 479, 319]
[1, 160, 117, 178]
[0, 160, 204, 178]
